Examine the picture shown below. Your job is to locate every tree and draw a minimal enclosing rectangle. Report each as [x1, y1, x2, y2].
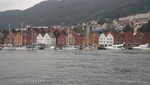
[123, 24, 134, 32]
[103, 23, 117, 32]
[73, 26, 86, 35]
[139, 21, 150, 32]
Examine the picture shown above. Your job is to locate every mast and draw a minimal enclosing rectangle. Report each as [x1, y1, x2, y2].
[8, 24, 12, 45]
[86, 24, 90, 47]
[67, 28, 70, 46]
[31, 28, 34, 50]
[20, 23, 23, 47]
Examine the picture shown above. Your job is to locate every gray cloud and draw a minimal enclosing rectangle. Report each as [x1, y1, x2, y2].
[0, 0, 46, 11]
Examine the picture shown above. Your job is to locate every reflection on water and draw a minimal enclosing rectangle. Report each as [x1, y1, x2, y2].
[0, 50, 150, 85]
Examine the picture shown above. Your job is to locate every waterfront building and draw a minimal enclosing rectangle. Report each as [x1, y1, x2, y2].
[43, 33, 56, 47]
[4, 32, 15, 46]
[74, 34, 84, 47]
[57, 33, 66, 47]
[123, 32, 150, 47]
[14, 31, 24, 47]
[36, 33, 44, 44]
[98, 33, 114, 47]
[89, 32, 99, 47]
[66, 33, 75, 46]
[43, 33, 51, 45]
[36, 33, 56, 47]
[144, 33, 150, 44]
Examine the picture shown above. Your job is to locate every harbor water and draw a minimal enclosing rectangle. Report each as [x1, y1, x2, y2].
[0, 49, 150, 85]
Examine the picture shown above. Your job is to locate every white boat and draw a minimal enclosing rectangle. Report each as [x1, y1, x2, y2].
[105, 44, 125, 50]
[133, 44, 150, 50]
[15, 47, 28, 50]
[82, 46, 96, 51]
[63, 45, 78, 50]
[3, 46, 29, 51]
[50, 46, 55, 49]
[2, 46, 16, 51]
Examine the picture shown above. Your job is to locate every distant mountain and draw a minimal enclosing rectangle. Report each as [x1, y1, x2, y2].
[0, 0, 150, 28]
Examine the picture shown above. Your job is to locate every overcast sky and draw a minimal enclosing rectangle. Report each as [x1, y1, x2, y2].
[0, 0, 46, 12]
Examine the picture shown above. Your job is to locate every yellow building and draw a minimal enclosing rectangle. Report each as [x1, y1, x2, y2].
[66, 33, 75, 46]
[14, 32, 23, 46]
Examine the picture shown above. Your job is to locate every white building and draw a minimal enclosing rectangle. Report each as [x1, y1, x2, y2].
[36, 33, 56, 47]
[99, 33, 114, 46]
[43, 33, 51, 45]
[107, 33, 114, 46]
[43, 33, 56, 46]
[36, 34, 44, 44]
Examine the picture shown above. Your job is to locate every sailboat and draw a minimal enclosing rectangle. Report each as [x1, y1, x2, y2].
[105, 44, 125, 50]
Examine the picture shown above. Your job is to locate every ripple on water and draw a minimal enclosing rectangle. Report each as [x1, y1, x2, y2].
[0, 50, 150, 85]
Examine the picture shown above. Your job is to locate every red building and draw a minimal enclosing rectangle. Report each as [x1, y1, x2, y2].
[123, 32, 149, 46]
[4, 33, 15, 45]
[144, 33, 150, 44]
[57, 33, 66, 46]
[74, 34, 84, 46]
[108, 32, 124, 45]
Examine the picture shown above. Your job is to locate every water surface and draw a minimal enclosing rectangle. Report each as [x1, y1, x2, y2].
[0, 49, 150, 85]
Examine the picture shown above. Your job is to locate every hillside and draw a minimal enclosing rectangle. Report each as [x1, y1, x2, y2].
[0, 0, 150, 28]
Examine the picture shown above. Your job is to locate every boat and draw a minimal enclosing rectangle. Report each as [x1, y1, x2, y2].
[2, 46, 16, 51]
[54, 46, 64, 51]
[63, 45, 78, 50]
[26, 45, 38, 50]
[15, 47, 28, 50]
[38, 44, 46, 50]
[105, 44, 125, 50]
[97, 45, 106, 50]
[47, 46, 55, 49]
[125, 46, 133, 50]
[132, 44, 150, 50]
[82, 46, 97, 51]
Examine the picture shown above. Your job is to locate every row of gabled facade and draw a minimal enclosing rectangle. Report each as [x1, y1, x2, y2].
[36, 33, 56, 46]
[2, 27, 150, 48]
[3, 27, 55, 47]
[99, 32, 150, 47]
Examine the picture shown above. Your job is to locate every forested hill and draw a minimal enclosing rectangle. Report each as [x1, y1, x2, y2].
[0, 0, 150, 28]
